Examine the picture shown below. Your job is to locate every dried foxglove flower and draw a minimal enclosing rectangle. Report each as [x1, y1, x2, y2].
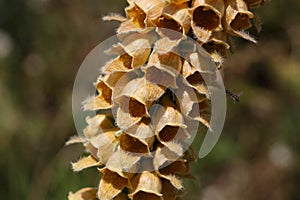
[224, 0, 256, 42]
[98, 168, 131, 200]
[191, 0, 225, 43]
[129, 171, 163, 200]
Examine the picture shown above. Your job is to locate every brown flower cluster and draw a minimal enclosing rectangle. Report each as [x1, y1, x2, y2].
[67, 0, 264, 199]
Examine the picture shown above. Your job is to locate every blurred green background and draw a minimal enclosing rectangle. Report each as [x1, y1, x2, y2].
[0, 0, 299, 199]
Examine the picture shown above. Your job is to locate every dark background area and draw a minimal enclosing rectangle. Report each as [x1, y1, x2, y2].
[0, 0, 299, 199]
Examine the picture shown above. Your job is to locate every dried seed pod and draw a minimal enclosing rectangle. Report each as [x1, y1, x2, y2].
[90, 130, 118, 163]
[71, 155, 102, 172]
[134, 0, 165, 20]
[115, 77, 165, 109]
[119, 133, 152, 155]
[224, 0, 256, 42]
[126, 117, 155, 148]
[98, 168, 131, 200]
[148, 51, 183, 74]
[105, 39, 152, 70]
[83, 114, 114, 138]
[115, 105, 145, 130]
[144, 65, 178, 89]
[102, 53, 133, 73]
[117, 20, 145, 36]
[191, 0, 225, 42]
[105, 148, 141, 173]
[114, 77, 165, 129]
[153, 7, 191, 39]
[155, 36, 182, 54]
[152, 95, 186, 138]
[129, 171, 163, 200]
[68, 187, 98, 200]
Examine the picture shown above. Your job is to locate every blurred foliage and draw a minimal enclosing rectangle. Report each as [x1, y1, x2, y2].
[0, 0, 300, 200]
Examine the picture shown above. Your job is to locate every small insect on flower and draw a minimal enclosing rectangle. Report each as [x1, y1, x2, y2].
[226, 89, 243, 103]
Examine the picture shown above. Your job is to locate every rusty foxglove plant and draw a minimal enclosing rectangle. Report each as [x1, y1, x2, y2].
[67, 0, 264, 199]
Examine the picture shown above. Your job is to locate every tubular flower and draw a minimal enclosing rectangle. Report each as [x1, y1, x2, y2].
[68, 0, 264, 199]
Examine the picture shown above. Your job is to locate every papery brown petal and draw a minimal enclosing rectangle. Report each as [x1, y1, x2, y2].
[159, 126, 190, 142]
[154, 36, 182, 54]
[106, 148, 141, 173]
[83, 96, 111, 111]
[153, 145, 180, 171]
[68, 187, 97, 200]
[129, 171, 163, 199]
[144, 65, 177, 88]
[115, 77, 164, 110]
[116, 106, 143, 130]
[83, 115, 114, 138]
[117, 20, 144, 36]
[90, 130, 118, 163]
[148, 51, 182, 74]
[72, 155, 102, 172]
[119, 133, 151, 155]
[152, 95, 186, 137]
[134, 0, 165, 20]
[102, 54, 133, 73]
[101, 71, 126, 89]
[125, 4, 147, 28]
[98, 168, 130, 200]
[126, 117, 155, 148]
[123, 38, 152, 68]
[116, 96, 147, 118]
